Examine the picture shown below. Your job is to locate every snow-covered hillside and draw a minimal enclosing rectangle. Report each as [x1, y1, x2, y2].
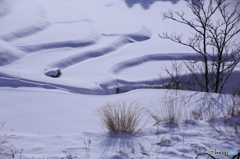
[0, 0, 239, 158]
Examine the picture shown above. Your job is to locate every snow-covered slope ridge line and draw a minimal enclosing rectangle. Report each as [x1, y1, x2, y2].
[47, 26, 151, 70]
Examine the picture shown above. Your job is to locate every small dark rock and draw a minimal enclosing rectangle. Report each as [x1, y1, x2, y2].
[45, 68, 62, 78]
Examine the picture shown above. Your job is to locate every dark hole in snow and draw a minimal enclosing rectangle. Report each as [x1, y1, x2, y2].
[45, 68, 62, 78]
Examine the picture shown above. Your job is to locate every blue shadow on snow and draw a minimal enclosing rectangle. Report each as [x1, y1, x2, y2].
[124, 0, 180, 9]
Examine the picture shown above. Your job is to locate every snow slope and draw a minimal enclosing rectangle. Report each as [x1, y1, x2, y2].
[0, 0, 240, 158]
[1, 87, 239, 159]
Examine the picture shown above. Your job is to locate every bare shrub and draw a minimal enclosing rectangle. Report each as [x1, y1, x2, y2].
[84, 139, 91, 159]
[190, 106, 215, 121]
[190, 95, 218, 121]
[159, 62, 194, 91]
[206, 103, 217, 121]
[227, 96, 240, 117]
[190, 107, 203, 121]
[61, 139, 91, 159]
[0, 122, 15, 157]
[146, 94, 186, 124]
[97, 101, 146, 134]
[140, 62, 194, 91]
[61, 150, 78, 159]
[195, 153, 216, 159]
[210, 116, 240, 141]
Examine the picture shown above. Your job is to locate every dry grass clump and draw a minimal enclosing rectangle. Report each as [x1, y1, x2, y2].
[190, 94, 219, 121]
[97, 101, 146, 134]
[210, 117, 240, 141]
[0, 122, 15, 157]
[190, 107, 203, 120]
[210, 96, 240, 141]
[227, 96, 240, 117]
[146, 95, 186, 124]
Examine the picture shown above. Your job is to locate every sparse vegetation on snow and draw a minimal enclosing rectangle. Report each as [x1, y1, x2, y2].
[0, 0, 240, 158]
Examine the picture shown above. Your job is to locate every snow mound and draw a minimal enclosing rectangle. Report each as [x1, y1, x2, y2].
[0, 40, 24, 66]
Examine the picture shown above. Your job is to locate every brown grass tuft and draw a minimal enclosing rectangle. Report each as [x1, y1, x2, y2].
[97, 101, 146, 134]
[146, 94, 186, 124]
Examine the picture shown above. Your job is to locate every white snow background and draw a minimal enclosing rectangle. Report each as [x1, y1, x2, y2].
[0, 0, 240, 158]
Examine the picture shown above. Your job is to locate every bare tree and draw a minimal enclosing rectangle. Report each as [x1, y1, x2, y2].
[159, 0, 240, 93]
[160, 61, 194, 90]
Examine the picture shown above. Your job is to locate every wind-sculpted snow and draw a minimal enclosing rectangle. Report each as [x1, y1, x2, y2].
[0, 77, 75, 93]
[109, 53, 193, 74]
[17, 30, 100, 52]
[47, 26, 151, 70]
[0, 20, 51, 42]
[0, 0, 239, 96]
[0, 77, 106, 95]
[0, 40, 25, 66]
[0, 0, 45, 37]
[7, 18, 96, 52]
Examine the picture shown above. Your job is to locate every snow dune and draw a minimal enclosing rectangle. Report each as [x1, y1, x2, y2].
[0, 0, 155, 94]
[1, 0, 238, 94]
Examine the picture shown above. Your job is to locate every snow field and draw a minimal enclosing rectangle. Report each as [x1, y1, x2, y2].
[0, 0, 240, 158]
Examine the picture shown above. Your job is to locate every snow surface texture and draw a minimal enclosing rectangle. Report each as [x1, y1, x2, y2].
[0, 0, 239, 95]
[0, 0, 240, 158]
